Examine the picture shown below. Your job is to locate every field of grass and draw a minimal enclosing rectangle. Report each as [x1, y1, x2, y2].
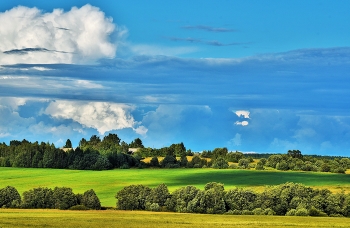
[0, 209, 349, 228]
[1, 167, 349, 207]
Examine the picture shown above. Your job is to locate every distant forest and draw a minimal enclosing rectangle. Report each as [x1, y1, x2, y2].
[0, 134, 349, 173]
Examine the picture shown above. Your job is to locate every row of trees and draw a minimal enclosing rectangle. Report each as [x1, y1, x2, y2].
[116, 182, 350, 217]
[1, 136, 349, 173]
[262, 150, 350, 173]
[0, 186, 101, 210]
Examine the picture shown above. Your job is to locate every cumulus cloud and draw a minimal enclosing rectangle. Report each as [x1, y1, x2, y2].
[235, 110, 250, 118]
[0, 4, 121, 64]
[235, 121, 249, 126]
[45, 100, 147, 135]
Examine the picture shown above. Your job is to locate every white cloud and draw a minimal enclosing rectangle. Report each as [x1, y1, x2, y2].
[230, 133, 242, 146]
[134, 125, 148, 136]
[235, 120, 249, 126]
[0, 4, 120, 64]
[235, 110, 250, 118]
[0, 97, 27, 111]
[45, 100, 147, 135]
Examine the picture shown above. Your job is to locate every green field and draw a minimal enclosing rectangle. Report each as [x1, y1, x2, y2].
[1, 167, 350, 207]
[0, 209, 349, 228]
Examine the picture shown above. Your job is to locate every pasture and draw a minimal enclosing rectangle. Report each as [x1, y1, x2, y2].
[0, 167, 349, 207]
[0, 209, 349, 228]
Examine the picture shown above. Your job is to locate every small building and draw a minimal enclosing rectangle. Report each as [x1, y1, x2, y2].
[128, 148, 140, 154]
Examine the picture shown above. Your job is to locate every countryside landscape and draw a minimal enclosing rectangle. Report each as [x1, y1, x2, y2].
[2, 0, 350, 227]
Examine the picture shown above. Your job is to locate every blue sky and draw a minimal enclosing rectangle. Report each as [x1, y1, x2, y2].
[1, 1, 350, 156]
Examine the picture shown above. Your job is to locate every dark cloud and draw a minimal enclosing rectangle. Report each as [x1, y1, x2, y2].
[182, 25, 237, 32]
[3, 47, 72, 55]
[164, 37, 251, 47]
[165, 36, 249, 46]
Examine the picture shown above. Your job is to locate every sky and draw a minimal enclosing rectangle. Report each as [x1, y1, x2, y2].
[1, 0, 350, 156]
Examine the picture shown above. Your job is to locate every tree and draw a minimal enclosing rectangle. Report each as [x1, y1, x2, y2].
[22, 187, 55, 209]
[287, 150, 303, 159]
[0, 186, 21, 208]
[146, 183, 170, 209]
[238, 158, 250, 169]
[82, 189, 101, 210]
[160, 155, 178, 168]
[129, 138, 144, 148]
[225, 188, 257, 211]
[64, 139, 72, 148]
[116, 185, 151, 210]
[192, 182, 226, 214]
[212, 148, 228, 160]
[165, 185, 200, 212]
[212, 156, 228, 169]
[53, 187, 78, 210]
[149, 156, 160, 167]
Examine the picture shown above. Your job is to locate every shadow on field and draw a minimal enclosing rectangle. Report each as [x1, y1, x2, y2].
[164, 170, 350, 189]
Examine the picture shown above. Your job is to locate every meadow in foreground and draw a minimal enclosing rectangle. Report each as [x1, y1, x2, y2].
[0, 209, 349, 228]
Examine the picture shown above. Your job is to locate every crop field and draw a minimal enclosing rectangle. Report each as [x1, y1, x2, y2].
[0, 167, 349, 207]
[0, 209, 349, 228]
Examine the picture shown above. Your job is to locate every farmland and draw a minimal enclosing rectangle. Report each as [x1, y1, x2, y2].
[0, 209, 349, 228]
[0, 167, 349, 207]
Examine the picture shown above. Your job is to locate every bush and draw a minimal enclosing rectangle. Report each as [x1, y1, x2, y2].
[69, 205, 89, 210]
[242, 210, 254, 215]
[295, 208, 309, 216]
[263, 208, 276, 215]
[253, 208, 264, 215]
[228, 164, 238, 169]
[308, 206, 327, 217]
[146, 202, 160, 211]
[226, 209, 241, 215]
[286, 209, 297, 216]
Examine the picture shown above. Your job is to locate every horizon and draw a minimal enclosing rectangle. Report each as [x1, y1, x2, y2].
[1, 1, 350, 156]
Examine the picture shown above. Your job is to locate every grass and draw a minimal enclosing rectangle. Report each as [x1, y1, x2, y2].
[0, 209, 349, 228]
[0, 167, 350, 207]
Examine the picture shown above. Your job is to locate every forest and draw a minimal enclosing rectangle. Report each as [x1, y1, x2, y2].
[0, 133, 349, 173]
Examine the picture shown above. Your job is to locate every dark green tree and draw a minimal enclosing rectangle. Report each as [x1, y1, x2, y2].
[129, 138, 144, 148]
[0, 186, 21, 208]
[53, 187, 78, 210]
[82, 189, 101, 210]
[22, 187, 55, 209]
[212, 156, 228, 169]
[116, 185, 151, 210]
[64, 139, 72, 148]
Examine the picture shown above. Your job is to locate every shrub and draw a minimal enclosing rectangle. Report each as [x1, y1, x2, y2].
[69, 205, 89, 210]
[263, 208, 276, 215]
[253, 208, 264, 215]
[228, 164, 238, 169]
[226, 209, 241, 215]
[286, 209, 297, 216]
[242, 210, 254, 215]
[295, 208, 309, 216]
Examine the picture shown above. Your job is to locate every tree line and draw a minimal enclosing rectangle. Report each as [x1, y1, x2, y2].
[116, 182, 350, 217]
[0, 186, 101, 210]
[0, 135, 349, 173]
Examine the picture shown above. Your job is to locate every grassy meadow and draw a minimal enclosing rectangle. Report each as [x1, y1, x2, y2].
[0, 209, 349, 228]
[0, 167, 349, 207]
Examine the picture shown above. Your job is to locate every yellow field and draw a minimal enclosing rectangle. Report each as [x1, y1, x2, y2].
[0, 209, 349, 228]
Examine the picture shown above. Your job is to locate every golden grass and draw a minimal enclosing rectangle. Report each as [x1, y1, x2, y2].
[0, 209, 349, 228]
